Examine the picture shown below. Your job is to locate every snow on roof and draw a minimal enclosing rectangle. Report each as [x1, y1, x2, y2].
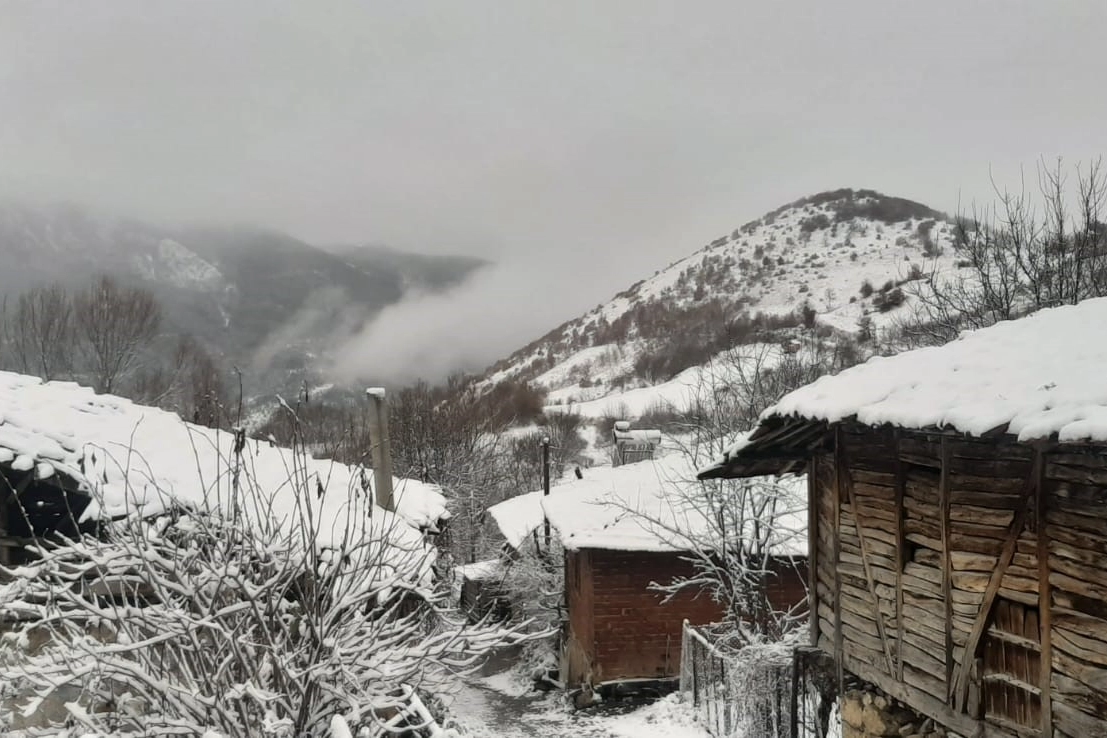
[752, 298, 1107, 444]
[489, 454, 806, 555]
[0, 371, 448, 547]
[486, 489, 545, 550]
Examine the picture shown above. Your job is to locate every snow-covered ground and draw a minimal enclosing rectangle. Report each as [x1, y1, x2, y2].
[544, 342, 787, 418]
[446, 665, 711, 738]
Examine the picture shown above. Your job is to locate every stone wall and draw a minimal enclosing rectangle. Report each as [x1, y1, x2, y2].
[840, 686, 960, 738]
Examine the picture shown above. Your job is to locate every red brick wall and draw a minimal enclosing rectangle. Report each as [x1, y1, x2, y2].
[564, 548, 809, 686]
[575, 549, 723, 685]
[765, 556, 810, 616]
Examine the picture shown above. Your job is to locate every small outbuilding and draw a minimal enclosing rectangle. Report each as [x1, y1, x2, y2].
[611, 420, 662, 466]
[489, 454, 808, 691]
[699, 297, 1107, 738]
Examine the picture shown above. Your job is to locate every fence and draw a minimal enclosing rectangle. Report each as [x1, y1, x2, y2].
[679, 621, 837, 738]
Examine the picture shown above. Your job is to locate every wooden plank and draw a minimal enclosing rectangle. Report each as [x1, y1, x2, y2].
[1051, 672, 1107, 721]
[895, 428, 906, 681]
[851, 468, 897, 487]
[1053, 702, 1106, 738]
[1038, 456, 1053, 738]
[842, 448, 897, 677]
[950, 504, 1016, 528]
[833, 426, 844, 693]
[954, 448, 1043, 714]
[941, 436, 954, 700]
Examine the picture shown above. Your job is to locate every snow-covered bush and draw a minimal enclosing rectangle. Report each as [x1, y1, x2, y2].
[498, 537, 563, 633]
[0, 434, 525, 736]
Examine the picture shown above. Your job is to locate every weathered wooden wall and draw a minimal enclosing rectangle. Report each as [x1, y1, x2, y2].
[562, 548, 806, 688]
[812, 423, 1107, 738]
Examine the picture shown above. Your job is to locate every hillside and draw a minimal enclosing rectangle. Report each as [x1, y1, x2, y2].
[481, 189, 966, 415]
[0, 202, 487, 396]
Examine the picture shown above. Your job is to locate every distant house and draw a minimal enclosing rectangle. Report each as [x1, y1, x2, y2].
[699, 298, 1107, 738]
[488, 454, 808, 692]
[611, 420, 661, 466]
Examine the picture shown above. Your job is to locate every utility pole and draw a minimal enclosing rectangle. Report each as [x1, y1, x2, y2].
[542, 435, 551, 550]
[366, 387, 394, 511]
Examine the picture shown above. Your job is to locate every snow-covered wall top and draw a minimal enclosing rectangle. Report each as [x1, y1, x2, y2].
[487, 454, 806, 554]
[757, 297, 1107, 443]
[486, 489, 545, 550]
[0, 371, 447, 546]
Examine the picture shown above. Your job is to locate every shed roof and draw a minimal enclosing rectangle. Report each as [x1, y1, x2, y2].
[488, 454, 807, 555]
[700, 298, 1107, 480]
[0, 371, 448, 547]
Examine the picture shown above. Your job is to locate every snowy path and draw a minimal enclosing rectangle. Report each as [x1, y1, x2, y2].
[444, 667, 711, 738]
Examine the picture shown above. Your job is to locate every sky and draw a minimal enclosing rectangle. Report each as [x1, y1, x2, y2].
[2, 1, 1106, 380]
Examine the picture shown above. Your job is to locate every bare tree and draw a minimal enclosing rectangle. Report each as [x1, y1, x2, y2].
[129, 335, 228, 427]
[615, 339, 856, 644]
[634, 472, 808, 645]
[389, 376, 514, 566]
[4, 283, 74, 380]
[73, 275, 162, 394]
[904, 158, 1107, 346]
[667, 340, 855, 465]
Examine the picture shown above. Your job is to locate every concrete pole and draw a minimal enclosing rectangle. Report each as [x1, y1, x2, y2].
[366, 387, 395, 511]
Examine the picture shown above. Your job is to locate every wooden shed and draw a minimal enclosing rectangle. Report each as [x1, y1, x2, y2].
[540, 454, 809, 691]
[699, 298, 1107, 738]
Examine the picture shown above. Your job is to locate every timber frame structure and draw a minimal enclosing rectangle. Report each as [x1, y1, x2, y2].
[702, 415, 1107, 738]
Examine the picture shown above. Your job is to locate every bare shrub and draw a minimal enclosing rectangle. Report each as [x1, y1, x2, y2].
[905, 159, 1107, 347]
[0, 419, 525, 736]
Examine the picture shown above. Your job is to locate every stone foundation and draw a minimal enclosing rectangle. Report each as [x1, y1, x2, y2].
[840, 686, 954, 738]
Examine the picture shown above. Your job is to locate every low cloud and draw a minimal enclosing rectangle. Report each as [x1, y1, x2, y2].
[328, 262, 573, 386]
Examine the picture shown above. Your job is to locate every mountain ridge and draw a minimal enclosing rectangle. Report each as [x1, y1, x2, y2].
[477, 188, 965, 415]
[0, 201, 488, 397]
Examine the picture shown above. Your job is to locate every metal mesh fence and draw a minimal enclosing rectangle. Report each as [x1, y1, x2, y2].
[679, 621, 837, 738]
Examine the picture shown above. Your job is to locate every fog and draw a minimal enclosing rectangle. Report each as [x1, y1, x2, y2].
[3, 1, 1106, 379]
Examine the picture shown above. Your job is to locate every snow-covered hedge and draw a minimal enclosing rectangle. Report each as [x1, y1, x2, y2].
[0, 442, 524, 737]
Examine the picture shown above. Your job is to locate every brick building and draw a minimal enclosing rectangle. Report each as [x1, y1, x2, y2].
[529, 454, 809, 692]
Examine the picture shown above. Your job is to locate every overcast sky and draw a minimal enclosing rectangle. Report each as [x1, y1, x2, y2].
[3, 1, 1105, 378]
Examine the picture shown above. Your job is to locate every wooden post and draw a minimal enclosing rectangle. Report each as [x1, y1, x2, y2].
[1037, 448, 1053, 738]
[894, 429, 906, 681]
[366, 387, 394, 511]
[940, 436, 953, 701]
[542, 436, 551, 550]
[807, 457, 819, 648]
[833, 426, 844, 694]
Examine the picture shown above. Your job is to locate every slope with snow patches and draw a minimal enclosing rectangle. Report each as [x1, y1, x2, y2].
[482, 189, 967, 417]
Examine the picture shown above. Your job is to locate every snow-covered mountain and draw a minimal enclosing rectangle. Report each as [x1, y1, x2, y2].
[481, 189, 966, 415]
[0, 201, 487, 396]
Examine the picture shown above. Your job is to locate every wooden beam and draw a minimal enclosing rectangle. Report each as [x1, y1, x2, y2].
[941, 436, 953, 700]
[1037, 450, 1053, 738]
[808, 456, 819, 649]
[895, 429, 906, 682]
[833, 426, 844, 693]
[953, 448, 1043, 713]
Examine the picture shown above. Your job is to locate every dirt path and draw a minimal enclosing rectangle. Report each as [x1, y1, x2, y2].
[445, 669, 659, 737]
